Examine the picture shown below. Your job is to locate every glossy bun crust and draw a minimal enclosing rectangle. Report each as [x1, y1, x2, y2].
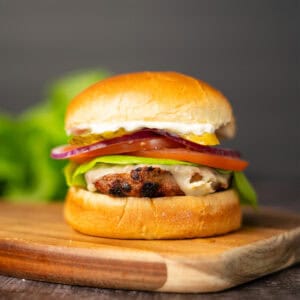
[64, 187, 241, 239]
[66, 71, 235, 138]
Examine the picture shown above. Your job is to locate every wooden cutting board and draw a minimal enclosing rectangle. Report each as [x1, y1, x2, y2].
[0, 203, 299, 293]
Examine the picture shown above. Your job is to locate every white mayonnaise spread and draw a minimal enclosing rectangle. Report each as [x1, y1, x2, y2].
[68, 121, 215, 136]
[85, 164, 230, 197]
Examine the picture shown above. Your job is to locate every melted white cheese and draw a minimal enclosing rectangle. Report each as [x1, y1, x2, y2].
[85, 164, 230, 197]
[68, 121, 215, 136]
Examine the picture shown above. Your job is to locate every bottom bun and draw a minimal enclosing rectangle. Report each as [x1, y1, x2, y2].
[64, 187, 241, 239]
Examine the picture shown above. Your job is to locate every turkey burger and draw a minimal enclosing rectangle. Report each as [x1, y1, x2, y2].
[51, 71, 257, 239]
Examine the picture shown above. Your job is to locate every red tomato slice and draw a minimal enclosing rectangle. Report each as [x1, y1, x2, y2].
[131, 148, 248, 171]
[69, 137, 179, 164]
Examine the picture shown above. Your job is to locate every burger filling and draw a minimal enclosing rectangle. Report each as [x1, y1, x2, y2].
[54, 129, 257, 206]
[85, 165, 231, 197]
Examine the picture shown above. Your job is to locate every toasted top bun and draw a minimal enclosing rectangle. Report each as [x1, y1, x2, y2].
[64, 187, 241, 239]
[66, 71, 236, 138]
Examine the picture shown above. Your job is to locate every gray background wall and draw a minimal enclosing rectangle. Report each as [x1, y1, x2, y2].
[0, 0, 299, 180]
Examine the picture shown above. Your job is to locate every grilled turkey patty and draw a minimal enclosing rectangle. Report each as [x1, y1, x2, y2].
[92, 166, 230, 198]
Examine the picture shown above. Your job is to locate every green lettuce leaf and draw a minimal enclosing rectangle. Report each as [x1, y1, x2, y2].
[65, 162, 86, 188]
[65, 155, 196, 188]
[0, 69, 111, 202]
[232, 172, 257, 207]
[0, 113, 23, 195]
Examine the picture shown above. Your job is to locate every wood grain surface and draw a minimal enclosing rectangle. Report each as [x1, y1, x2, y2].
[0, 203, 299, 293]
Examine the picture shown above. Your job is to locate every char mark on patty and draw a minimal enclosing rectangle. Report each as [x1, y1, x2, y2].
[140, 182, 162, 197]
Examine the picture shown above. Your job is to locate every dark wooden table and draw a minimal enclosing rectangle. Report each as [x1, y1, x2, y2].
[0, 180, 299, 299]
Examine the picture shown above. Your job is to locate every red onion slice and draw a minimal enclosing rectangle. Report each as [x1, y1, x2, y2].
[51, 128, 241, 160]
[51, 131, 160, 159]
[142, 129, 241, 158]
